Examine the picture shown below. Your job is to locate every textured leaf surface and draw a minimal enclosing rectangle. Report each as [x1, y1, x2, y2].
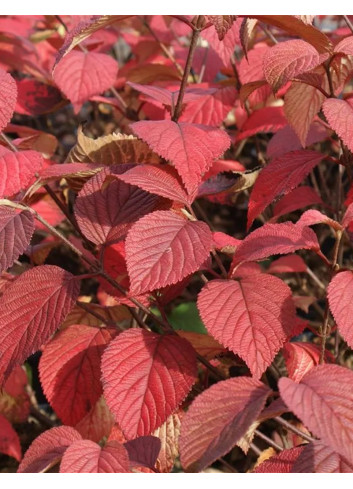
[328, 271, 353, 350]
[115, 164, 190, 205]
[125, 210, 213, 294]
[323, 98, 353, 153]
[248, 150, 323, 228]
[60, 440, 130, 473]
[297, 209, 341, 230]
[0, 265, 80, 385]
[0, 68, 17, 131]
[128, 82, 216, 107]
[263, 40, 321, 92]
[153, 413, 181, 473]
[283, 342, 331, 382]
[39, 324, 116, 426]
[197, 277, 296, 377]
[16, 79, 63, 116]
[231, 222, 319, 267]
[179, 377, 271, 471]
[292, 441, 353, 473]
[124, 436, 161, 469]
[0, 413, 21, 461]
[254, 446, 304, 473]
[75, 397, 115, 443]
[131, 120, 231, 195]
[75, 166, 158, 245]
[272, 186, 323, 220]
[101, 329, 197, 439]
[279, 364, 353, 463]
[0, 149, 43, 198]
[207, 15, 237, 40]
[54, 51, 118, 107]
[201, 20, 241, 65]
[18, 426, 82, 473]
[0, 208, 34, 274]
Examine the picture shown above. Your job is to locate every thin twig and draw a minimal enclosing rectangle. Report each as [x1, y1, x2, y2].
[254, 429, 283, 451]
[274, 416, 315, 443]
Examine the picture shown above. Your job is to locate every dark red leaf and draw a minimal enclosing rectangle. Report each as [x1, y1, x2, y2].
[15, 79, 63, 116]
[272, 186, 323, 220]
[0, 207, 34, 274]
[60, 440, 130, 473]
[267, 123, 328, 159]
[248, 150, 323, 228]
[0, 265, 80, 385]
[197, 277, 296, 377]
[124, 436, 161, 469]
[125, 210, 213, 294]
[236, 106, 287, 142]
[18, 426, 82, 473]
[207, 16, 237, 40]
[254, 446, 304, 472]
[0, 413, 21, 461]
[0, 68, 17, 132]
[101, 329, 197, 439]
[292, 441, 353, 473]
[179, 377, 271, 471]
[279, 364, 353, 463]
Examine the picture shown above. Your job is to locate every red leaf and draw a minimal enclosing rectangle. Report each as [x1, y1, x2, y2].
[125, 210, 212, 294]
[201, 20, 241, 65]
[101, 329, 197, 439]
[238, 45, 271, 106]
[15, 79, 63, 116]
[231, 222, 319, 268]
[179, 377, 271, 471]
[60, 440, 130, 473]
[268, 255, 307, 274]
[328, 271, 353, 350]
[283, 342, 333, 382]
[279, 364, 353, 463]
[267, 123, 328, 159]
[0, 148, 43, 198]
[322, 98, 353, 153]
[197, 277, 296, 377]
[0, 68, 17, 132]
[334, 35, 353, 56]
[297, 209, 341, 230]
[124, 436, 161, 469]
[75, 166, 158, 245]
[263, 40, 322, 92]
[207, 16, 237, 40]
[0, 207, 34, 274]
[39, 324, 116, 426]
[0, 413, 21, 461]
[254, 446, 304, 473]
[179, 86, 237, 127]
[54, 51, 118, 108]
[18, 426, 82, 473]
[292, 441, 353, 473]
[247, 150, 323, 228]
[114, 164, 190, 205]
[0, 265, 80, 385]
[75, 397, 115, 443]
[342, 203, 353, 229]
[272, 186, 323, 220]
[131, 120, 231, 195]
[39, 162, 102, 180]
[236, 106, 287, 142]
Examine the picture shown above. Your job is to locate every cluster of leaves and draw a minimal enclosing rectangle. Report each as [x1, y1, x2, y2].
[1, 14, 353, 474]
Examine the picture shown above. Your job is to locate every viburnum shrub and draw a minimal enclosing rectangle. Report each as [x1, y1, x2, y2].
[2, 14, 353, 474]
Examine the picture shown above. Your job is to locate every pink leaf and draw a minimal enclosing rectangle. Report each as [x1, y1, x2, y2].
[114, 164, 190, 205]
[201, 20, 242, 65]
[39, 162, 102, 180]
[267, 123, 328, 159]
[18, 426, 82, 473]
[179, 377, 271, 471]
[0, 148, 43, 198]
[322, 98, 353, 153]
[0, 413, 21, 461]
[268, 255, 307, 274]
[39, 324, 116, 426]
[60, 440, 130, 473]
[283, 342, 333, 382]
[238, 46, 271, 106]
[0, 68, 17, 131]
[297, 209, 341, 230]
[272, 186, 323, 220]
[231, 222, 319, 268]
[334, 35, 353, 56]
[254, 446, 304, 472]
[124, 436, 161, 469]
[75, 397, 114, 443]
[0, 207, 34, 274]
[279, 364, 353, 463]
[131, 120, 231, 195]
[292, 441, 353, 473]
[101, 329, 197, 439]
[197, 277, 296, 377]
[248, 150, 323, 228]
[128, 82, 216, 107]
[54, 51, 118, 108]
[342, 203, 353, 229]
[0, 265, 80, 385]
[236, 106, 287, 142]
[75, 166, 158, 245]
[263, 40, 322, 92]
[328, 271, 353, 350]
[125, 210, 212, 294]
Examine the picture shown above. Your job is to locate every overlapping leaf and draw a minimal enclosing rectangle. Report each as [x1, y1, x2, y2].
[125, 210, 213, 294]
[179, 377, 271, 471]
[292, 441, 353, 473]
[124, 436, 161, 470]
[283, 342, 332, 382]
[236, 106, 287, 142]
[153, 413, 182, 473]
[0, 68, 17, 131]
[0, 265, 80, 385]
[328, 271, 353, 350]
[0, 413, 21, 461]
[0, 148, 43, 198]
[279, 364, 353, 463]
[322, 98, 353, 153]
[272, 186, 323, 220]
[254, 446, 304, 473]
[197, 277, 296, 377]
[101, 329, 197, 439]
